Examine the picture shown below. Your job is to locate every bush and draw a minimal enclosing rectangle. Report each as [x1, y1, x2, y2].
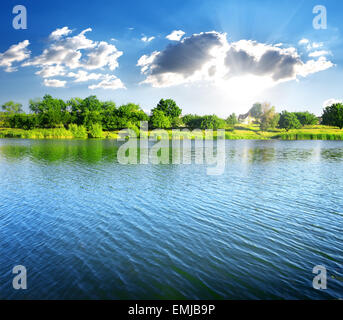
[150, 110, 171, 129]
[88, 123, 103, 138]
[171, 117, 184, 128]
[69, 124, 87, 139]
[200, 115, 226, 130]
[182, 114, 203, 129]
[127, 122, 140, 137]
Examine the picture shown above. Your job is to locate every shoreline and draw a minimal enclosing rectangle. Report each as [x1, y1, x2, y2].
[1, 126, 343, 141]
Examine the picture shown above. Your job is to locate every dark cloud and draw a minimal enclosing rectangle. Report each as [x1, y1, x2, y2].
[138, 33, 333, 87]
[224, 49, 256, 76]
[150, 32, 223, 77]
[225, 46, 301, 81]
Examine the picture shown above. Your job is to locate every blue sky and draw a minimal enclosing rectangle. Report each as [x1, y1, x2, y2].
[0, 0, 342, 116]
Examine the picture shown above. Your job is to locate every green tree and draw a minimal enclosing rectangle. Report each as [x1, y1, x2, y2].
[80, 96, 102, 128]
[294, 111, 318, 126]
[1, 101, 23, 114]
[249, 103, 263, 119]
[278, 111, 302, 131]
[150, 110, 171, 129]
[200, 115, 226, 130]
[182, 114, 203, 129]
[67, 96, 102, 128]
[152, 99, 182, 127]
[8, 114, 38, 130]
[259, 103, 280, 131]
[117, 103, 149, 129]
[29, 94, 68, 128]
[226, 113, 238, 126]
[170, 116, 184, 128]
[153, 99, 182, 118]
[101, 101, 117, 130]
[322, 103, 343, 129]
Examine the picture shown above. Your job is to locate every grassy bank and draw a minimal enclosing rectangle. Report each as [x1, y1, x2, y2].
[0, 125, 342, 140]
[274, 126, 343, 140]
[0, 128, 119, 139]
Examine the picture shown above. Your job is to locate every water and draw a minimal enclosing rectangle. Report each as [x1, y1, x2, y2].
[0, 138, 342, 300]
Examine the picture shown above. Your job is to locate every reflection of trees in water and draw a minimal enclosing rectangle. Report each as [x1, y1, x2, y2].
[247, 148, 276, 163]
[0, 144, 28, 160]
[1, 140, 343, 165]
[228, 141, 343, 164]
[235, 141, 276, 164]
[320, 149, 343, 160]
[0, 140, 120, 164]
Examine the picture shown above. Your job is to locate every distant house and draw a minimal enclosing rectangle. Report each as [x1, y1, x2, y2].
[238, 112, 256, 125]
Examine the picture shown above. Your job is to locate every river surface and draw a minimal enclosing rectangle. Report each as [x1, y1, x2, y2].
[0, 139, 342, 299]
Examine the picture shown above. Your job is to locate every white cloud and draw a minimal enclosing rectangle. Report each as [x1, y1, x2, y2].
[141, 36, 155, 42]
[83, 41, 123, 70]
[23, 28, 96, 70]
[89, 75, 125, 90]
[311, 42, 323, 49]
[67, 70, 104, 82]
[299, 38, 325, 52]
[22, 27, 124, 89]
[23, 27, 123, 71]
[137, 51, 160, 73]
[298, 38, 309, 45]
[138, 32, 334, 88]
[43, 79, 66, 87]
[49, 27, 73, 40]
[35, 65, 66, 78]
[166, 30, 186, 41]
[308, 50, 330, 57]
[297, 56, 334, 77]
[0, 40, 30, 72]
[323, 98, 342, 108]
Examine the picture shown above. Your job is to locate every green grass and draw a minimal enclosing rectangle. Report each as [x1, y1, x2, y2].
[0, 128, 74, 139]
[0, 125, 342, 140]
[271, 125, 343, 140]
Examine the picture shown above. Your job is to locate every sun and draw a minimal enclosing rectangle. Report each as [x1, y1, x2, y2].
[219, 75, 276, 100]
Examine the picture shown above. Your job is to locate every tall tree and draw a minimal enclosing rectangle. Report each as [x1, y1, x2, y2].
[226, 113, 238, 126]
[29, 94, 68, 128]
[294, 111, 318, 126]
[249, 103, 263, 119]
[322, 103, 343, 129]
[2, 101, 23, 114]
[152, 99, 182, 119]
[279, 111, 302, 131]
[259, 103, 280, 131]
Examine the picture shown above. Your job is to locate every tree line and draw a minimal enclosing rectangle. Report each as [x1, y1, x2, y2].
[1, 95, 343, 132]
